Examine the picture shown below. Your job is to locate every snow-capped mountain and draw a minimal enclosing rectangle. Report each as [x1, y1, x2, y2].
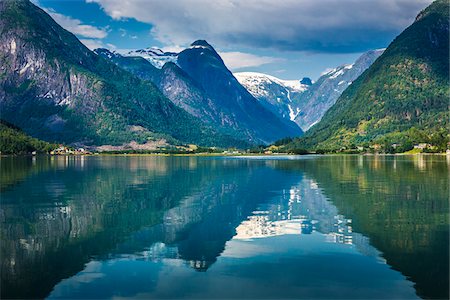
[235, 49, 383, 132]
[125, 47, 178, 68]
[293, 49, 385, 131]
[234, 72, 310, 122]
[124, 43, 218, 69]
[97, 41, 303, 144]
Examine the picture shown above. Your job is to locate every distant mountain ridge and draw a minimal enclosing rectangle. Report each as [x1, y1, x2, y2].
[1, 0, 247, 148]
[98, 40, 303, 144]
[235, 49, 383, 132]
[94, 37, 383, 141]
[94, 48, 221, 127]
[293, 49, 384, 131]
[283, 0, 449, 151]
[125, 47, 178, 68]
[0, 0, 302, 148]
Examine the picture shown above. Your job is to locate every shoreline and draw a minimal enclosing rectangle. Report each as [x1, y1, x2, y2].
[1, 152, 448, 158]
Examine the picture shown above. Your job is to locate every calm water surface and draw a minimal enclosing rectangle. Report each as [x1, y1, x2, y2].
[1, 155, 448, 299]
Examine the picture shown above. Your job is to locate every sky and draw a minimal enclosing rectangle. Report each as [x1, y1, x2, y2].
[35, 0, 432, 80]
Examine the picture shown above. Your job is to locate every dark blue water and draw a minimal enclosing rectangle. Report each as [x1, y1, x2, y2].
[1, 155, 448, 299]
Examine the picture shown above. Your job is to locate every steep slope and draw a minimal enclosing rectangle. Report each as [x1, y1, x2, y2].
[94, 49, 220, 126]
[293, 49, 384, 131]
[289, 0, 449, 151]
[176, 40, 303, 143]
[0, 0, 234, 147]
[234, 72, 309, 123]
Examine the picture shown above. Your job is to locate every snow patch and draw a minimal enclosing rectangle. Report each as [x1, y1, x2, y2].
[19, 62, 32, 75]
[189, 45, 210, 50]
[10, 40, 16, 55]
[59, 97, 71, 106]
[288, 104, 300, 121]
[234, 72, 308, 100]
[308, 119, 320, 129]
[329, 68, 345, 79]
[344, 63, 354, 70]
[125, 47, 178, 69]
[322, 63, 353, 79]
[321, 68, 337, 76]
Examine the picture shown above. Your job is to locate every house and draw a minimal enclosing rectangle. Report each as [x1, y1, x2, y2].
[50, 145, 73, 155]
[370, 144, 382, 150]
[74, 148, 91, 155]
[414, 143, 431, 150]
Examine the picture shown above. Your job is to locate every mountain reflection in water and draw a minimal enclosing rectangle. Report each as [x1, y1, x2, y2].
[0, 155, 448, 299]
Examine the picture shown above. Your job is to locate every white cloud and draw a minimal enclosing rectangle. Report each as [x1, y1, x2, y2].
[87, 0, 432, 53]
[44, 8, 108, 39]
[219, 52, 283, 70]
[106, 43, 117, 50]
[320, 68, 336, 76]
[119, 28, 127, 37]
[160, 45, 186, 53]
[80, 39, 105, 50]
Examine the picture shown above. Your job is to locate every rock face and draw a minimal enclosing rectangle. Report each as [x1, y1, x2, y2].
[0, 0, 239, 147]
[292, 49, 384, 131]
[98, 41, 303, 144]
[300, 77, 313, 86]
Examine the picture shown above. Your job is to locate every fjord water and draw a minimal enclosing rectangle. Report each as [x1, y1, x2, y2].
[1, 155, 448, 299]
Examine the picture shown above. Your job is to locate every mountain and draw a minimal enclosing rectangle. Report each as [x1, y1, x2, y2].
[293, 49, 384, 131]
[100, 41, 303, 144]
[125, 47, 178, 68]
[300, 77, 313, 86]
[176, 40, 303, 143]
[0, 0, 240, 148]
[284, 0, 449, 151]
[95, 48, 223, 128]
[235, 50, 382, 132]
[234, 72, 309, 123]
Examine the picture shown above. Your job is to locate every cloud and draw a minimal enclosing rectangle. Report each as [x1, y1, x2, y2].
[106, 43, 117, 50]
[44, 8, 108, 39]
[119, 28, 127, 37]
[80, 39, 106, 50]
[87, 0, 432, 53]
[160, 45, 186, 53]
[320, 68, 336, 76]
[219, 52, 283, 70]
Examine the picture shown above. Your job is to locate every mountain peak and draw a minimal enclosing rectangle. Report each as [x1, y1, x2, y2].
[191, 40, 212, 47]
[189, 40, 216, 52]
[300, 77, 313, 86]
